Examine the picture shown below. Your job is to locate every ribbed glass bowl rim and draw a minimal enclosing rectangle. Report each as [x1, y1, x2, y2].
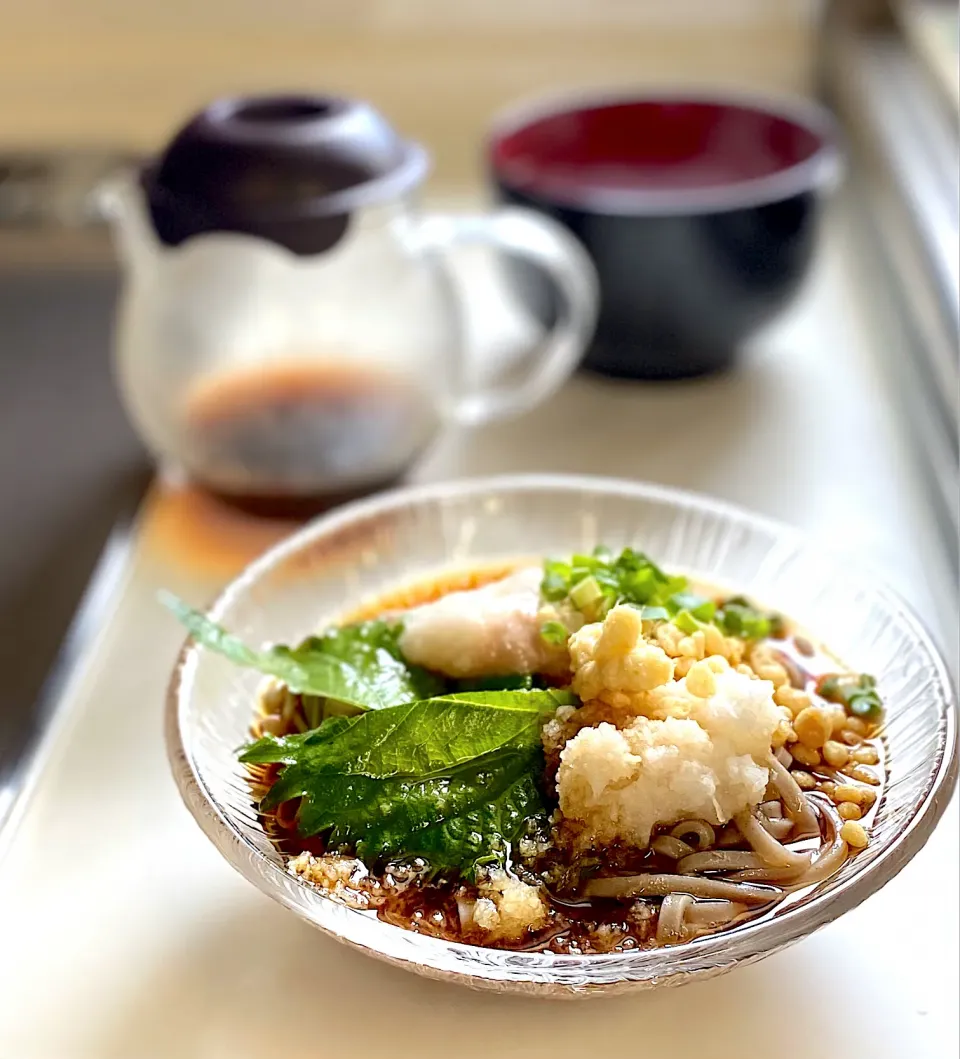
[166, 474, 958, 996]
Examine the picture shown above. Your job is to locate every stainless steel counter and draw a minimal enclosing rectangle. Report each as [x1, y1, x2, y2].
[0, 260, 150, 836]
[821, 0, 959, 565]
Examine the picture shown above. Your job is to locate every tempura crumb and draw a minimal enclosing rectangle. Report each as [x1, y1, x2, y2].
[569, 605, 675, 709]
[541, 704, 577, 754]
[471, 870, 548, 940]
[288, 852, 369, 906]
[656, 619, 744, 667]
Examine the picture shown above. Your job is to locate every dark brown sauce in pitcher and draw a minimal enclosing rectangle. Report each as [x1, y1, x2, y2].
[179, 360, 436, 518]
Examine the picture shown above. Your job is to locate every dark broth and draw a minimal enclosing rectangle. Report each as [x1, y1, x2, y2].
[180, 360, 435, 517]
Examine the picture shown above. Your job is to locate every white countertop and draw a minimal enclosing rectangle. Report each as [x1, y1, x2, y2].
[0, 201, 956, 1059]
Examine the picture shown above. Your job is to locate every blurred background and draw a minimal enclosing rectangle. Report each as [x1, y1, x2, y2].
[0, 1, 834, 737]
[3, 2, 821, 177]
[0, 1, 957, 1055]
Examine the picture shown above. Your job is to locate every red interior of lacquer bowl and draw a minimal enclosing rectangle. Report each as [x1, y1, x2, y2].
[491, 100, 825, 202]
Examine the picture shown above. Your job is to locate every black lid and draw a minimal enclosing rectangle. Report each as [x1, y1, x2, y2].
[142, 94, 429, 255]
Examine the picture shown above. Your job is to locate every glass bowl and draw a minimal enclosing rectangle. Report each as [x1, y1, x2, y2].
[166, 475, 958, 997]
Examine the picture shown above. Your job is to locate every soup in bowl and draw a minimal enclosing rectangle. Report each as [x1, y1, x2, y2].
[488, 92, 843, 379]
[166, 476, 956, 995]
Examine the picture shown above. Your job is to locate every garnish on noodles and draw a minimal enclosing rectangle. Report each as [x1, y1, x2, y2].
[167, 547, 884, 953]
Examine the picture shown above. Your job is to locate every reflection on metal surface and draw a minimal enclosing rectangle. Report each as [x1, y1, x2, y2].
[821, 5, 959, 602]
[0, 523, 133, 860]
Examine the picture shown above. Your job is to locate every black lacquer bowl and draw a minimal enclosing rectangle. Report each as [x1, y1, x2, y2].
[489, 92, 843, 379]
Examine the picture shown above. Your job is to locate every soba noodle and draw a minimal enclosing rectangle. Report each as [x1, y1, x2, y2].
[735, 809, 811, 869]
[583, 794, 856, 942]
[676, 851, 766, 874]
[584, 873, 776, 904]
[670, 820, 716, 851]
[656, 894, 693, 944]
[650, 836, 696, 860]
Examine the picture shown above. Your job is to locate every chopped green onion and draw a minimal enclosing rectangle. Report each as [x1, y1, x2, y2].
[541, 560, 572, 601]
[540, 621, 570, 646]
[669, 591, 701, 609]
[669, 592, 716, 622]
[716, 600, 779, 641]
[849, 695, 880, 718]
[672, 610, 702, 635]
[819, 673, 883, 720]
[569, 575, 604, 611]
[541, 546, 781, 648]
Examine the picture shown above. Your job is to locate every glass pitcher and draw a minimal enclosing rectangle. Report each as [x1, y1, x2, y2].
[102, 95, 597, 513]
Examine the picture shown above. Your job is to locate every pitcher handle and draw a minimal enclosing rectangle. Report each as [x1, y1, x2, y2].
[418, 209, 598, 426]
